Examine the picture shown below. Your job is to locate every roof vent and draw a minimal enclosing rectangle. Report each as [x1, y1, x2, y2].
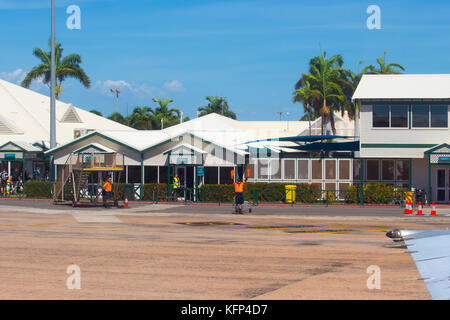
[0, 115, 22, 135]
[61, 104, 82, 123]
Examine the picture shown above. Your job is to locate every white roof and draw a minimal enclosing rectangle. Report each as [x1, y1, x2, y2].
[353, 74, 450, 100]
[0, 79, 135, 148]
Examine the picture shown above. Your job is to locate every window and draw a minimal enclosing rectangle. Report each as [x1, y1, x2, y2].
[312, 160, 322, 180]
[270, 159, 281, 179]
[297, 160, 308, 179]
[366, 160, 379, 181]
[284, 159, 295, 180]
[381, 160, 395, 180]
[339, 160, 350, 180]
[373, 106, 389, 127]
[412, 105, 429, 127]
[396, 160, 409, 181]
[257, 160, 269, 179]
[431, 106, 448, 128]
[412, 105, 448, 128]
[390, 105, 408, 127]
[373, 105, 408, 128]
[325, 159, 336, 180]
[353, 160, 360, 180]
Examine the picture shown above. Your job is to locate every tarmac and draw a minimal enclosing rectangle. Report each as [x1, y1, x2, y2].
[0, 199, 449, 299]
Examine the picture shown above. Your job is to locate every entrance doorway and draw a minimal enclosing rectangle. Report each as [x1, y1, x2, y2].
[436, 168, 450, 203]
[171, 165, 195, 201]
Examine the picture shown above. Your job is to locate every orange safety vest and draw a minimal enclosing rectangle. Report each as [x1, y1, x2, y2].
[233, 181, 245, 192]
[103, 181, 112, 192]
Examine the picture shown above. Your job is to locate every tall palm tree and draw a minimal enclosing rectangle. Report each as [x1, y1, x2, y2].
[152, 98, 181, 129]
[107, 112, 128, 125]
[198, 96, 236, 119]
[127, 106, 154, 130]
[294, 51, 347, 135]
[21, 40, 90, 99]
[293, 81, 321, 135]
[341, 60, 374, 140]
[367, 50, 405, 74]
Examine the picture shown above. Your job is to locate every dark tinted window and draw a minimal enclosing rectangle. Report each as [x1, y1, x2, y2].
[431, 105, 448, 128]
[412, 105, 429, 127]
[390, 105, 408, 127]
[373, 106, 389, 127]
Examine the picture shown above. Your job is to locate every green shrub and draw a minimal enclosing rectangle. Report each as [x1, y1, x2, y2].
[345, 184, 404, 204]
[143, 183, 168, 201]
[24, 181, 54, 199]
[198, 183, 321, 203]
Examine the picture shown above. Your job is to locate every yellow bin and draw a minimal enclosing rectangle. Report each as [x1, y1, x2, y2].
[285, 185, 297, 203]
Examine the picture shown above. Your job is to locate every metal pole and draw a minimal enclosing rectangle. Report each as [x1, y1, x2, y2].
[49, 0, 56, 181]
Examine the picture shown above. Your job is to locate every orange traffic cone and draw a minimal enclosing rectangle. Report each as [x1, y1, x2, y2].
[409, 200, 414, 214]
[430, 201, 436, 216]
[124, 196, 129, 208]
[417, 201, 423, 215]
[404, 199, 409, 214]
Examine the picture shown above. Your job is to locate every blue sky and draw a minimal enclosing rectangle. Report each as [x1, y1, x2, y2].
[1, 0, 450, 121]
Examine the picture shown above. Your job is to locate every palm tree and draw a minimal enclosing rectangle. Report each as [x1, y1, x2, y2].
[108, 112, 128, 125]
[367, 50, 405, 74]
[293, 81, 321, 135]
[341, 60, 374, 140]
[89, 109, 103, 117]
[21, 40, 90, 99]
[127, 106, 154, 130]
[152, 98, 181, 129]
[294, 51, 347, 135]
[198, 96, 236, 119]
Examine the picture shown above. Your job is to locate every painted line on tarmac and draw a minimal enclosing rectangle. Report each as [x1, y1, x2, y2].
[233, 225, 350, 231]
[272, 228, 390, 235]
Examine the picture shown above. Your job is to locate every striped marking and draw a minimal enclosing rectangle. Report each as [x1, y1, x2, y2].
[272, 229, 390, 235]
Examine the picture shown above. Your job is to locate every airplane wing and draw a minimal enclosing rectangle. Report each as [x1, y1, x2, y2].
[387, 229, 450, 300]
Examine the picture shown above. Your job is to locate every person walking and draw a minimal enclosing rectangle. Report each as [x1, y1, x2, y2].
[172, 173, 181, 201]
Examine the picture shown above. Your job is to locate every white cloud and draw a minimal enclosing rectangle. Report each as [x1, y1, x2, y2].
[0, 68, 26, 83]
[163, 80, 185, 93]
[0, 68, 47, 91]
[94, 79, 185, 97]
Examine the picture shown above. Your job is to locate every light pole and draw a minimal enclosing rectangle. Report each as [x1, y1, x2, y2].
[110, 88, 121, 113]
[49, 0, 56, 181]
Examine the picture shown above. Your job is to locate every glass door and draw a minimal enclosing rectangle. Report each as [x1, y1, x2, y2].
[436, 168, 450, 203]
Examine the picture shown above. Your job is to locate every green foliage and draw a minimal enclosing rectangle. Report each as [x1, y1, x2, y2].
[21, 40, 90, 99]
[107, 98, 183, 130]
[198, 96, 236, 119]
[345, 184, 405, 205]
[23, 181, 53, 199]
[198, 183, 321, 203]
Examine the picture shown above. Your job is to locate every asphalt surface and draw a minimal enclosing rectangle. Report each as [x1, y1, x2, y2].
[1, 198, 449, 218]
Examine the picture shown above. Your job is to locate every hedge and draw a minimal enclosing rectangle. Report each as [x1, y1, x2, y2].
[345, 184, 405, 204]
[198, 183, 321, 203]
[23, 181, 54, 199]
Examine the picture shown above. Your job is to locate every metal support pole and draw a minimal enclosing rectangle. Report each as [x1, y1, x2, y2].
[49, 0, 56, 181]
[360, 159, 364, 206]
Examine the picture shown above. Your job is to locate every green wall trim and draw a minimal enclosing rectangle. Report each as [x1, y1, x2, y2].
[361, 143, 437, 148]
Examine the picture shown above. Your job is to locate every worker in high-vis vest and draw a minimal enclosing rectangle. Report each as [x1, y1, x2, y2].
[172, 174, 181, 199]
[231, 169, 248, 214]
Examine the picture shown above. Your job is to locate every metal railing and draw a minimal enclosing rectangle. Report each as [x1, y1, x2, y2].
[2, 182, 415, 207]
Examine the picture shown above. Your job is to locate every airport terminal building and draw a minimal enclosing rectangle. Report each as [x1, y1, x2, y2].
[354, 74, 450, 203]
[3, 74, 449, 203]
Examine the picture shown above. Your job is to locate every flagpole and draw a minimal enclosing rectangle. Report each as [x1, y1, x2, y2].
[50, 0, 56, 180]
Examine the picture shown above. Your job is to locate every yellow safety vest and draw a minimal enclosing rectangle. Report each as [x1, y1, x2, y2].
[173, 177, 180, 189]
